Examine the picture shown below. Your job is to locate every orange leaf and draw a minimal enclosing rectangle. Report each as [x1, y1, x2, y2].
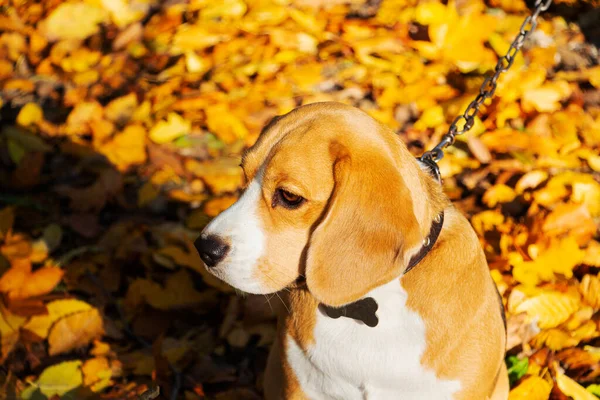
[0, 262, 31, 294]
[48, 309, 104, 356]
[9, 266, 64, 300]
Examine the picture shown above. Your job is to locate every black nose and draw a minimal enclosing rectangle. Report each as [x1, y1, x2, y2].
[194, 235, 229, 267]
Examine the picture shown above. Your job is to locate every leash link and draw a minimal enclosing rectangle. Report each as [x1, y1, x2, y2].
[418, 0, 553, 175]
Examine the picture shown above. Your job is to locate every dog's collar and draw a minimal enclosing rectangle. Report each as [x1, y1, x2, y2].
[320, 211, 445, 327]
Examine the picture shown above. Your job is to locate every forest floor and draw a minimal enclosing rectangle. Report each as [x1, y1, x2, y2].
[1, 0, 600, 399]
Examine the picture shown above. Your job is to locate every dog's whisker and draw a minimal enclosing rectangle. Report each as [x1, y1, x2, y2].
[274, 291, 291, 315]
[263, 294, 274, 314]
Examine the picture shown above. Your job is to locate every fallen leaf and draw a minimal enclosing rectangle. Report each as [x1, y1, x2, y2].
[48, 308, 105, 356]
[125, 269, 212, 310]
[23, 299, 92, 339]
[483, 184, 517, 207]
[516, 292, 580, 329]
[556, 365, 598, 400]
[512, 237, 585, 286]
[580, 274, 600, 308]
[100, 124, 147, 171]
[20, 360, 83, 399]
[82, 356, 113, 392]
[40, 3, 108, 41]
[508, 375, 552, 400]
[542, 203, 597, 242]
[0, 303, 26, 362]
[6, 265, 64, 300]
[104, 93, 139, 124]
[16, 103, 44, 127]
[149, 112, 191, 144]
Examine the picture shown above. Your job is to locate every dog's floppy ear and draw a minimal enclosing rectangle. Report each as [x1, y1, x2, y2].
[305, 142, 423, 307]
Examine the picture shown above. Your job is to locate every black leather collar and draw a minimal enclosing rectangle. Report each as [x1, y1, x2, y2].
[321, 210, 445, 327]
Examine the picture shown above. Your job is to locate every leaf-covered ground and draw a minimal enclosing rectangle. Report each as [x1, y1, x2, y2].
[1, 0, 600, 399]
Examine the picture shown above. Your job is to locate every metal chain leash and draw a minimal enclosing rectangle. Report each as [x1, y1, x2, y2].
[419, 0, 553, 180]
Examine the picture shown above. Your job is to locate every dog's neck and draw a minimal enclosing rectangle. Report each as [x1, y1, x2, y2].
[318, 210, 444, 327]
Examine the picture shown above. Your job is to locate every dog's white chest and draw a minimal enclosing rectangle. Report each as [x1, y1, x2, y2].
[285, 279, 461, 400]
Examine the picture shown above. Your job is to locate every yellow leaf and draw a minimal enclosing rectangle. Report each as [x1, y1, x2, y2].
[515, 170, 548, 194]
[65, 102, 104, 136]
[522, 81, 572, 113]
[533, 328, 579, 351]
[185, 51, 210, 74]
[512, 237, 585, 286]
[542, 203, 597, 243]
[40, 3, 107, 41]
[125, 270, 211, 310]
[508, 376, 552, 400]
[572, 180, 600, 216]
[583, 241, 600, 267]
[556, 368, 598, 400]
[16, 103, 43, 126]
[588, 65, 600, 89]
[185, 158, 244, 194]
[21, 360, 83, 399]
[172, 24, 230, 53]
[48, 308, 105, 356]
[564, 307, 594, 331]
[572, 321, 597, 342]
[414, 105, 445, 130]
[101, 0, 149, 28]
[471, 210, 505, 236]
[203, 195, 237, 217]
[580, 274, 600, 308]
[23, 299, 92, 339]
[0, 303, 26, 362]
[104, 93, 138, 123]
[7, 266, 64, 300]
[149, 113, 191, 144]
[100, 125, 147, 171]
[482, 184, 516, 207]
[199, 0, 247, 20]
[515, 292, 580, 329]
[205, 104, 249, 144]
[414, 1, 448, 25]
[82, 356, 113, 392]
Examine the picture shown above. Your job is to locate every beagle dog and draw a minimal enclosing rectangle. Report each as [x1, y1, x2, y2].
[195, 102, 508, 399]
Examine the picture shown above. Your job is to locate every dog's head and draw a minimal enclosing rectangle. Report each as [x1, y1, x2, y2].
[195, 102, 446, 306]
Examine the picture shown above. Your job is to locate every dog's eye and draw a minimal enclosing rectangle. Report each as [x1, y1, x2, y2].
[274, 188, 305, 209]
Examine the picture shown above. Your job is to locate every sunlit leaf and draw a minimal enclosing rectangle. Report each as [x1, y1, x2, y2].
[508, 376, 552, 399]
[21, 360, 83, 399]
[556, 367, 598, 400]
[149, 113, 191, 144]
[23, 299, 92, 339]
[16, 103, 43, 127]
[580, 274, 600, 309]
[40, 3, 108, 41]
[515, 292, 580, 329]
